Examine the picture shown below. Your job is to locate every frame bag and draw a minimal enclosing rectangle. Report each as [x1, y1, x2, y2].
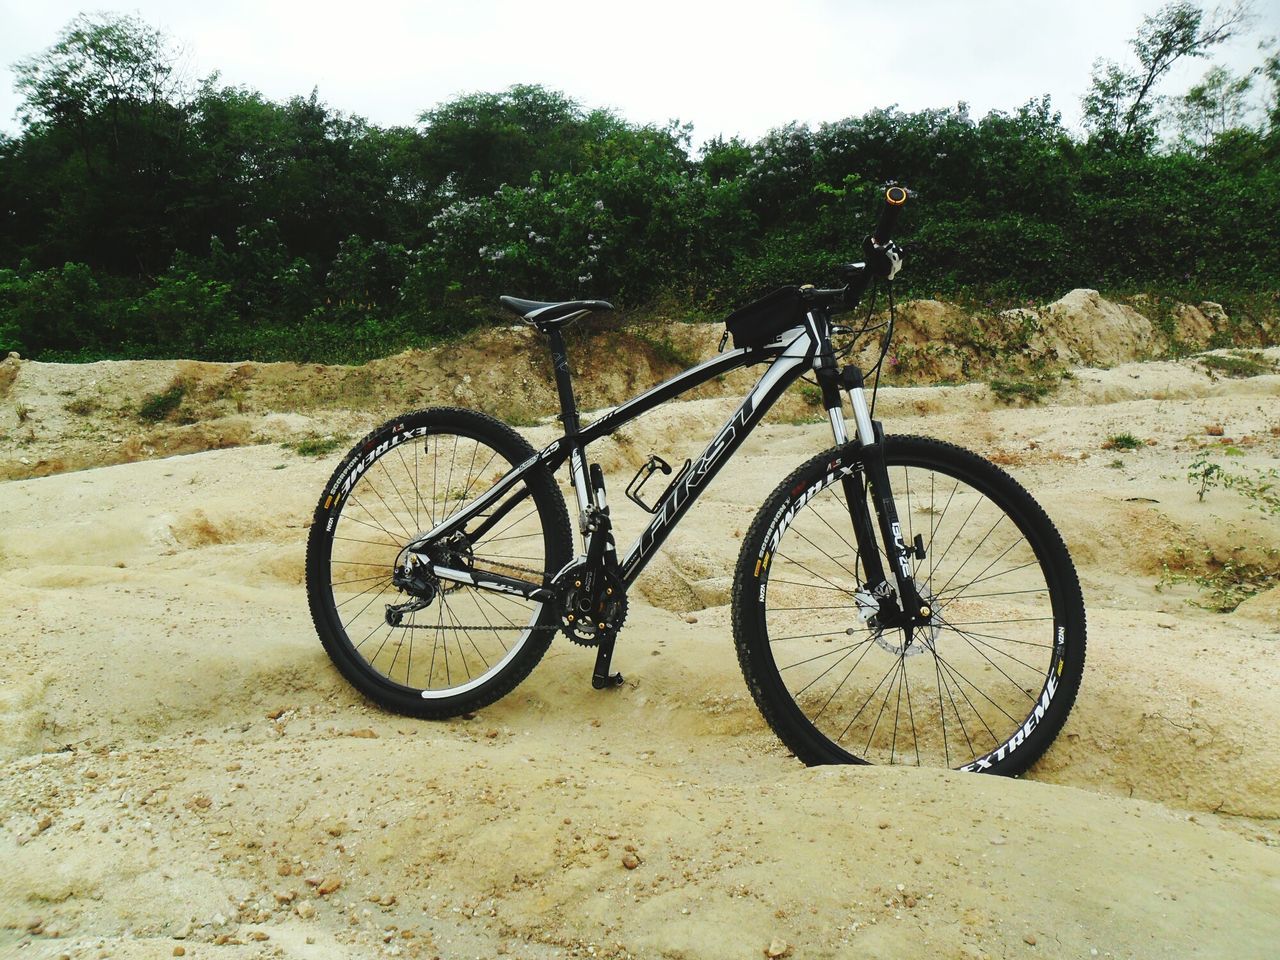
[724, 286, 806, 350]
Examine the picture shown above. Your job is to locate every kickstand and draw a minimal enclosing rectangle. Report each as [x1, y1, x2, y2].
[591, 631, 624, 690]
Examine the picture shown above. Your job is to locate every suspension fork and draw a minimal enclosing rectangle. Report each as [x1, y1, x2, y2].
[817, 364, 930, 624]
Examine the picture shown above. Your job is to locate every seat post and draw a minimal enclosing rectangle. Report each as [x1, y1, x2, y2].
[545, 328, 580, 434]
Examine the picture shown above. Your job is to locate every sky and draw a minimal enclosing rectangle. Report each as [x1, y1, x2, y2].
[0, 0, 1276, 144]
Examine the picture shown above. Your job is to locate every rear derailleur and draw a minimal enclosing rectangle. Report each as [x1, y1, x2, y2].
[384, 534, 471, 626]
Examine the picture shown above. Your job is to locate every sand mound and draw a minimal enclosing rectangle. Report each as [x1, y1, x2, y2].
[2, 309, 1279, 956]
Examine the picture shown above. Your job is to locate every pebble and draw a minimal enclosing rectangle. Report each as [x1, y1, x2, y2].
[1024, 933, 1037, 946]
[296, 901, 316, 920]
[684, 615, 698, 624]
[621, 853, 640, 870]
[318, 877, 342, 895]
[765, 938, 791, 958]
[349, 728, 378, 739]
[173, 948, 185, 958]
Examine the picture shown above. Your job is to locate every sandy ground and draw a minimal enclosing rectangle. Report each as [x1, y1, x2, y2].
[1, 343, 1279, 959]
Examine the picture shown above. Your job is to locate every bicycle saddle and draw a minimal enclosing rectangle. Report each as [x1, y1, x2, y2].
[499, 296, 613, 329]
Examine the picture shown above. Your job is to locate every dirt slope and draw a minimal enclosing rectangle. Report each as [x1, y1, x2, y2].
[1, 303, 1278, 958]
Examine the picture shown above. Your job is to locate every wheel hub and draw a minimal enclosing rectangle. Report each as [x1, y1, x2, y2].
[852, 580, 939, 657]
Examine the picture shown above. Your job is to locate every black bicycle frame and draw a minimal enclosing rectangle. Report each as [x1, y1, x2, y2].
[406, 321, 821, 595]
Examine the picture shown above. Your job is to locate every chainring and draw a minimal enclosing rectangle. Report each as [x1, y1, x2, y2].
[553, 561, 628, 647]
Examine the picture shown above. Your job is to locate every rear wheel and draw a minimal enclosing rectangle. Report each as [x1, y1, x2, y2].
[306, 407, 573, 718]
[732, 435, 1085, 774]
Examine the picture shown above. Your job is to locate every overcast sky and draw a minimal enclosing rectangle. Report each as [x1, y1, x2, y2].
[1, 0, 1275, 144]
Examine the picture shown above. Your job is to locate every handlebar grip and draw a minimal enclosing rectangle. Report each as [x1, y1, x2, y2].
[872, 186, 909, 245]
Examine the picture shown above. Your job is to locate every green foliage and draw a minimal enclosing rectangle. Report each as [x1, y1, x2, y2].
[284, 433, 352, 457]
[631, 329, 699, 369]
[137, 380, 187, 422]
[1, 10, 1278, 365]
[989, 375, 1056, 405]
[1160, 545, 1280, 612]
[1197, 351, 1276, 377]
[1103, 433, 1145, 450]
[1188, 454, 1280, 514]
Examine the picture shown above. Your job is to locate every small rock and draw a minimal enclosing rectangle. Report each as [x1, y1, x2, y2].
[173, 948, 186, 958]
[1206, 424, 1224, 436]
[684, 615, 698, 624]
[317, 877, 342, 895]
[485, 729, 499, 738]
[990, 836, 1006, 845]
[905, 896, 917, 908]
[26, 917, 43, 931]
[878, 821, 890, 830]
[36, 816, 53, 833]
[765, 938, 792, 958]
[277, 862, 292, 877]
[348, 728, 378, 739]
[266, 707, 288, 720]
[248, 931, 269, 942]
[274, 890, 297, 904]
[296, 901, 317, 920]
[621, 853, 640, 870]
[1024, 933, 1037, 946]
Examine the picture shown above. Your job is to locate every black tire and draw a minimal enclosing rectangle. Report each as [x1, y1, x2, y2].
[732, 435, 1085, 774]
[306, 407, 573, 718]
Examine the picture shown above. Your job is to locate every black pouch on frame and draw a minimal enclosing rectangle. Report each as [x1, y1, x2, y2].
[723, 286, 806, 350]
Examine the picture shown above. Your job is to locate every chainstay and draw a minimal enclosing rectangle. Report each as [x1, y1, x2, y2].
[395, 622, 558, 631]
[396, 555, 557, 631]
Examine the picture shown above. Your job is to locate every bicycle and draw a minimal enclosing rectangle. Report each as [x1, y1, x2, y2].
[305, 187, 1086, 774]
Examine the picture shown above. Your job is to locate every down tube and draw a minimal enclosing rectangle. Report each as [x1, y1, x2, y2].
[619, 335, 814, 585]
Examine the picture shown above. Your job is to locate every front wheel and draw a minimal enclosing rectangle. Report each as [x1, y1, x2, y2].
[732, 435, 1085, 774]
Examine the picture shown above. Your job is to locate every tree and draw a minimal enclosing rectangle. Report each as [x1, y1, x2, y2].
[10, 14, 197, 273]
[1173, 64, 1255, 147]
[1083, 1, 1250, 149]
[13, 13, 189, 152]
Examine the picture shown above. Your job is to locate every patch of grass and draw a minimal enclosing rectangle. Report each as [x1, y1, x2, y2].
[797, 382, 824, 408]
[1107, 458, 1126, 469]
[1102, 433, 1144, 451]
[15, 402, 31, 423]
[284, 433, 352, 457]
[1187, 454, 1280, 514]
[1160, 546, 1280, 613]
[1198, 351, 1275, 379]
[486, 401, 546, 428]
[138, 380, 187, 423]
[988, 375, 1054, 405]
[633, 329, 699, 369]
[65, 395, 99, 416]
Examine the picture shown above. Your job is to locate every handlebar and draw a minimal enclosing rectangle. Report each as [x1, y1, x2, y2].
[873, 186, 909, 245]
